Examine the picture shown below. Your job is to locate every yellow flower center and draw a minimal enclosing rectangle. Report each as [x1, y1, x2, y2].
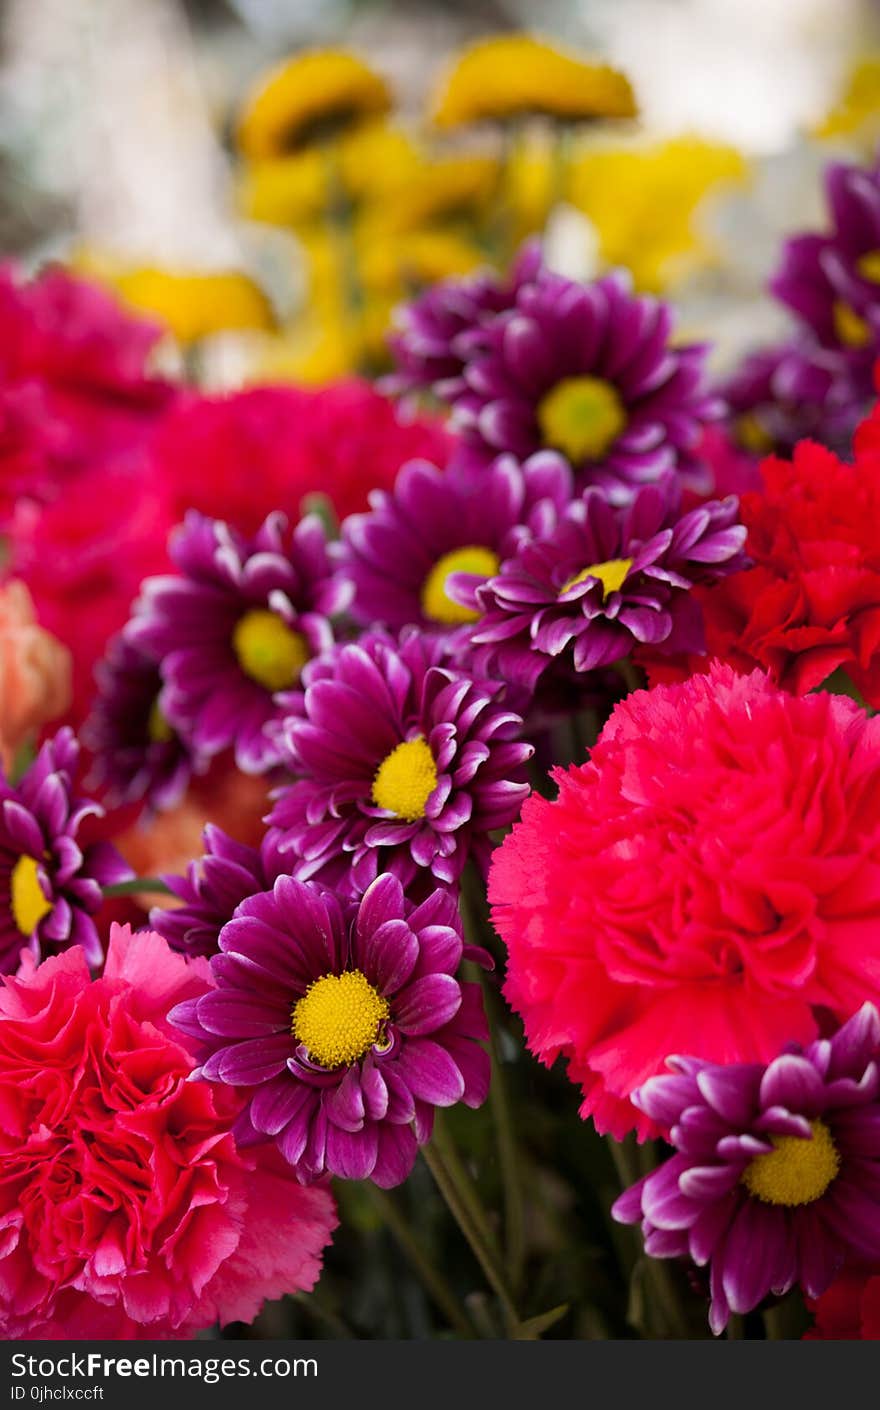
[292, 969, 389, 1068]
[10, 855, 52, 936]
[857, 249, 880, 283]
[421, 545, 500, 625]
[232, 609, 310, 692]
[735, 412, 775, 455]
[371, 737, 438, 821]
[741, 1119, 840, 1207]
[147, 698, 174, 745]
[561, 557, 633, 599]
[833, 300, 872, 348]
[537, 376, 626, 462]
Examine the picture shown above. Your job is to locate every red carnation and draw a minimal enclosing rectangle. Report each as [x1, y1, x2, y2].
[152, 379, 452, 533]
[490, 664, 880, 1139]
[808, 1273, 880, 1340]
[644, 438, 880, 703]
[0, 924, 336, 1339]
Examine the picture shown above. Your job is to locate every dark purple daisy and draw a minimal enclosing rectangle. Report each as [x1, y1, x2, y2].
[151, 823, 289, 959]
[771, 156, 880, 393]
[126, 510, 350, 775]
[721, 341, 867, 457]
[83, 633, 200, 814]
[467, 476, 747, 693]
[340, 451, 572, 646]
[0, 727, 131, 971]
[170, 872, 490, 1187]
[612, 1004, 880, 1335]
[383, 241, 541, 401]
[268, 629, 532, 895]
[448, 257, 721, 503]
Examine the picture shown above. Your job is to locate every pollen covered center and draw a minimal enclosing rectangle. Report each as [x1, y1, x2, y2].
[833, 300, 872, 348]
[147, 698, 174, 744]
[421, 545, 500, 625]
[537, 375, 626, 462]
[292, 969, 389, 1068]
[561, 557, 633, 599]
[857, 249, 880, 283]
[233, 609, 310, 692]
[371, 737, 438, 820]
[741, 1119, 840, 1207]
[11, 855, 52, 936]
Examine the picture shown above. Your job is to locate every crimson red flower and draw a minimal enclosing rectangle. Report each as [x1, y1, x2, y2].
[808, 1273, 880, 1339]
[0, 263, 176, 524]
[5, 462, 174, 722]
[648, 438, 880, 703]
[489, 663, 880, 1139]
[0, 924, 336, 1339]
[152, 379, 451, 533]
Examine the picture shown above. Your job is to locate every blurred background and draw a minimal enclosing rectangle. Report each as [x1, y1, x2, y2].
[3, 0, 880, 391]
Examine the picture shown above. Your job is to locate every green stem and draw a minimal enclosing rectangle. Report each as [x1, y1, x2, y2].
[431, 1112, 502, 1262]
[479, 972, 527, 1293]
[608, 1134, 696, 1340]
[291, 1291, 354, 1339]
[422, 1138, 521, 1337]
[103, 877, 173, 897]
[369, 1185, 475, 1339]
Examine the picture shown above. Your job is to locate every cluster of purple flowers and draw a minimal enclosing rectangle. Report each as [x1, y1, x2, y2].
[723, 154, 880, 454]
[81, 242, 746, 1196]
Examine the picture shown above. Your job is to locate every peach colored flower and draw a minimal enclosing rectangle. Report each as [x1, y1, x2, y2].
[0, 581, 70, 771]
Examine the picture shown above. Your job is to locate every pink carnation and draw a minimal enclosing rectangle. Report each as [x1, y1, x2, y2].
[5, 463, 174, 722]
[490, 663, 880, 1139]
[0, 924, 336, 1339]
[151, 379, 452, 533]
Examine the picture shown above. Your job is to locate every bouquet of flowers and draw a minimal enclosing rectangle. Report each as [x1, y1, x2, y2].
[6, 29, 880, 1343]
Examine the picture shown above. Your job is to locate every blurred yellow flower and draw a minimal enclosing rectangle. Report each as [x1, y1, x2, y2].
[358, 227, 484, 295]
[80, 261, 276, 345]
[432, 35, 636, 129]
[375, 155, 499, 235]
[569, 137, 749, 292]
[814, 55, 880, 146]
[236, 50, 392, 160]
[239, 124, 419, 229]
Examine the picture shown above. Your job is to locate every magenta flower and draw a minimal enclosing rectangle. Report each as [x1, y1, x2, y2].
[151, 823, 289, 959]
[126, 510, 350, 775]
[449, 259, 720, 502]
[468, 478, 746, 693]
[771, 157, 880, 390]
[721, 342, 866, 457]
[268, 630, 532, 895]
[341, 452, 572, 646]
[0, 728, 130, 971]
[612, 1005, 880, 1334]
[84, 633, 200, 814]
[383, 242, 541, 401]
[171, 873, 491, 1187]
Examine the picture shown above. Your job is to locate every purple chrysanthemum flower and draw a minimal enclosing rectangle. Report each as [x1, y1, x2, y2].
[771, 157, 880, 392]
[0, 727, 131, 971]
[151, 823, 289, 959]
[340, 452, 572, 647]
[449, 259, 721, 503]
[83, 633, 200, 814]
[720, 341, 865, 457]
[383, 242, 541, 401]
[268, 629, 532, 895]
[126, 510, 350, 775]
[612, 1004, 880, 1335]
[466, 477, 747, 693]
[170, 872, 491, 1187]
